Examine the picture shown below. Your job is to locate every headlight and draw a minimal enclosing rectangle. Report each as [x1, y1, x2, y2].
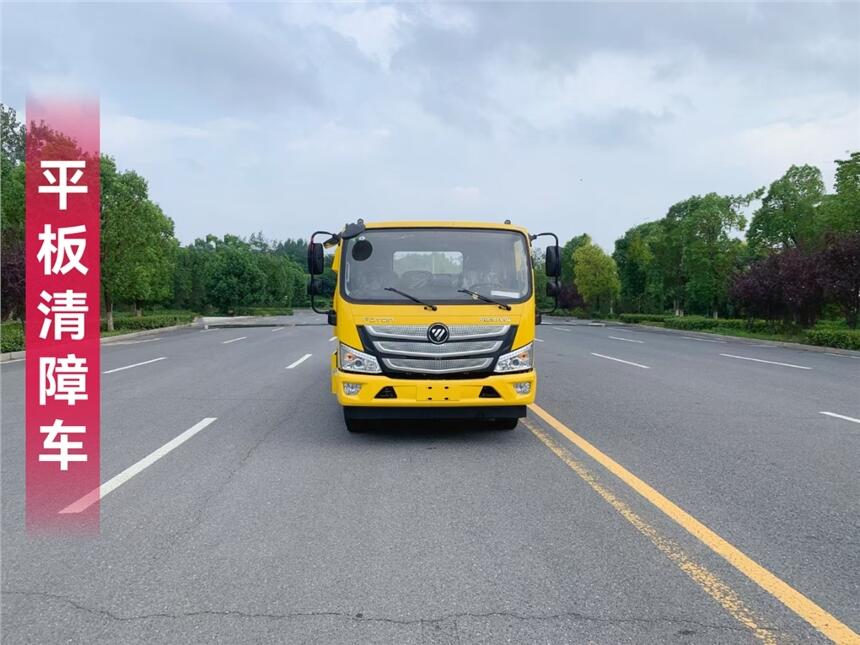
[494, 343, 533, 373]
[339, 343, 381, 374]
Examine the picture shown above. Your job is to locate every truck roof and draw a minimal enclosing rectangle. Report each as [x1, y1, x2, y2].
[363, 220, 531, 236]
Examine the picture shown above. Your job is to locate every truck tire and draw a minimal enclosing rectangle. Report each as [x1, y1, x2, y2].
[489, 418, 518, 431]
[343, 409, 370, 433]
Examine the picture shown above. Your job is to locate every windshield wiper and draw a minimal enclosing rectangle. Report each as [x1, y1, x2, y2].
[457, 289, 512, 311]
[384, 287, 438, 311]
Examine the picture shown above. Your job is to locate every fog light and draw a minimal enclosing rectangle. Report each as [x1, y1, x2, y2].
[514, 382, 531, 395]
[343, 383, 362, 395]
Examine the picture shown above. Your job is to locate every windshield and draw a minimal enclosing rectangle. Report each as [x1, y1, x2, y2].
[341, 228, 531, 304]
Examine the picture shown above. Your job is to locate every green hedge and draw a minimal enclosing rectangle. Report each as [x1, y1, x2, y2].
[102, 313, 196, 332]
[230, 306, 294, 316]
[1, 322, 24, 353]
[619, 313, 670, 324]
[804, 329, 860, 350]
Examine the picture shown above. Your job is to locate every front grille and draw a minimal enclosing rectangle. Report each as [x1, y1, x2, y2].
[362, 323, 515, 378]
[365, 324, 510, 340]
[382, 357, 494, 374]
[373, 339, 502, 357]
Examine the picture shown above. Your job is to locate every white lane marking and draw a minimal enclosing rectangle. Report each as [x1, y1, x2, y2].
[534, 338, 544, 343]
[329, 336, 337, 342]
[820, 411, 860, 425]
[222, 336, 247, 344]
[286, 353, 313, 369]
[609, 336, 643, 344]
[591, 352, 650, 369]
[1, 359, 25, 365]
[102, 357, 167, 374]
[271, 327, 284, 332]
[681, 336, 726, 344]
[552, 327, 571, 332]
[60, 418, 217, 514]
[720, 353, 811, 370]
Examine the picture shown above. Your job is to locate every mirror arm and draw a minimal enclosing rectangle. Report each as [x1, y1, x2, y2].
[531, 232, 560, 318]
[309, 231, 339, 317]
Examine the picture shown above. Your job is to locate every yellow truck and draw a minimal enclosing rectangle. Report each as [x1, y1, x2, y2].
[307, 220, 561, 432]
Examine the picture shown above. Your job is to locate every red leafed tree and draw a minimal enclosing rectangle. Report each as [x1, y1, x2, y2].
[819, 233, 860, 328]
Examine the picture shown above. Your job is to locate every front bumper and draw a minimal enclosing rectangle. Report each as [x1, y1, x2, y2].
[331, 366, 536, 408]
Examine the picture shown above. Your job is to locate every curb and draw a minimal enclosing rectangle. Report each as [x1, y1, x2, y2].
[1, 322, 198, 363]
[545, 316, 860, 358]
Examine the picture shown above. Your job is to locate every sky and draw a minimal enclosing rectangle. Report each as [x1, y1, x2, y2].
[2, 2, 858, 251]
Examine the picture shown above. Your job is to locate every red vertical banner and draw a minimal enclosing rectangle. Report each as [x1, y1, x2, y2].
[26, 98, 100, 534]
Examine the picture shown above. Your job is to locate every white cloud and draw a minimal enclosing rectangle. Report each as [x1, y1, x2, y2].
[282, 3, 410, 69]
[733, 110, 860, 188]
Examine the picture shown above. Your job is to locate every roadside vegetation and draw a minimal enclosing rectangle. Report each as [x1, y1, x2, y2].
[534, 151, 859, 350]
[1, 105, 323, 353]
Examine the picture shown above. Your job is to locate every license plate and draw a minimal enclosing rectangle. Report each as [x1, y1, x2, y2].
[418, 383, 460, 402]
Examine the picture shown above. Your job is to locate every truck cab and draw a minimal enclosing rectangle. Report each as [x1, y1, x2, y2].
[308, 220, 561, 432]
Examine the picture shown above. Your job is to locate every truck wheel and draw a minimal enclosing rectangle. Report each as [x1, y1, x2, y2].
[489, 418, 518, 431]
[343, 409, 370, 433]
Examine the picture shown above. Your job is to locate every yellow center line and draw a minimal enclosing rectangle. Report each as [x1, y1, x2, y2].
[523, 419, 777, 643]
[528, 403, 860, 645]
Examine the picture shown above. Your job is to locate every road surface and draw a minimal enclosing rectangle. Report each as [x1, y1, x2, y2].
[2, 314, 858, 644]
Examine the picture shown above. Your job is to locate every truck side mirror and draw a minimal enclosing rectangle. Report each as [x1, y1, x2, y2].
[546, 282, 560, 297]
[307, 242, 324, 275]
[545, 245, 562, 277]
[308, 277, 323, 296]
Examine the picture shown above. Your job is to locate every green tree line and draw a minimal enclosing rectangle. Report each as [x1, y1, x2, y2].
[550, 152, 859, 329]
[1, 105, 313, 328]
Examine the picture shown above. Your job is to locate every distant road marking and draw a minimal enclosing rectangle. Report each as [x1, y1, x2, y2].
[286, 353, 312, 369]
[329, 336, 337, 342]
[552, 327, 570, 332]
[271, 327, 284, 332]
[820, 411, 860, 425]
[1, 359, 25, 365]
[102, 357, 166, 374]
[681, 336, 726, 344]
[523, 418, 776, 643]
[534, 338, 544, 343]
[591, 352, 649, 369]
[60, 418, 217, 514]
[528, 403, 859, 645]
[608, 336, 643, 344]
[222, 336, 247, 345]
[720, 353, 811, 370]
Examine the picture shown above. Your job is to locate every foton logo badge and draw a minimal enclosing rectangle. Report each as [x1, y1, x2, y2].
[427, 323, 450, 344]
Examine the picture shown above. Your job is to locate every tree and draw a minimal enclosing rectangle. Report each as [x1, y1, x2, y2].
[819, 232, 860, 328]
[820, 152, 860, 235]
[651, 207, 687, 316]
[777, 247, 824, 327]
[1, 104, 26, 163]
[573, 242, 620, 315]
[101, 156, 177, 329]
[614, 222, 658, 313]
[560, 234, 590, 286]
[729, 254, 786, 321]
[206, 246, 266, 313]
[679, 193, 748, 318]
[748, 164, 825, 253]
[0, 145, 26, 319]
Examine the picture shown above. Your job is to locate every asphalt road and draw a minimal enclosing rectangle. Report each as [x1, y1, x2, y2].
[1, 314, 858, 644]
